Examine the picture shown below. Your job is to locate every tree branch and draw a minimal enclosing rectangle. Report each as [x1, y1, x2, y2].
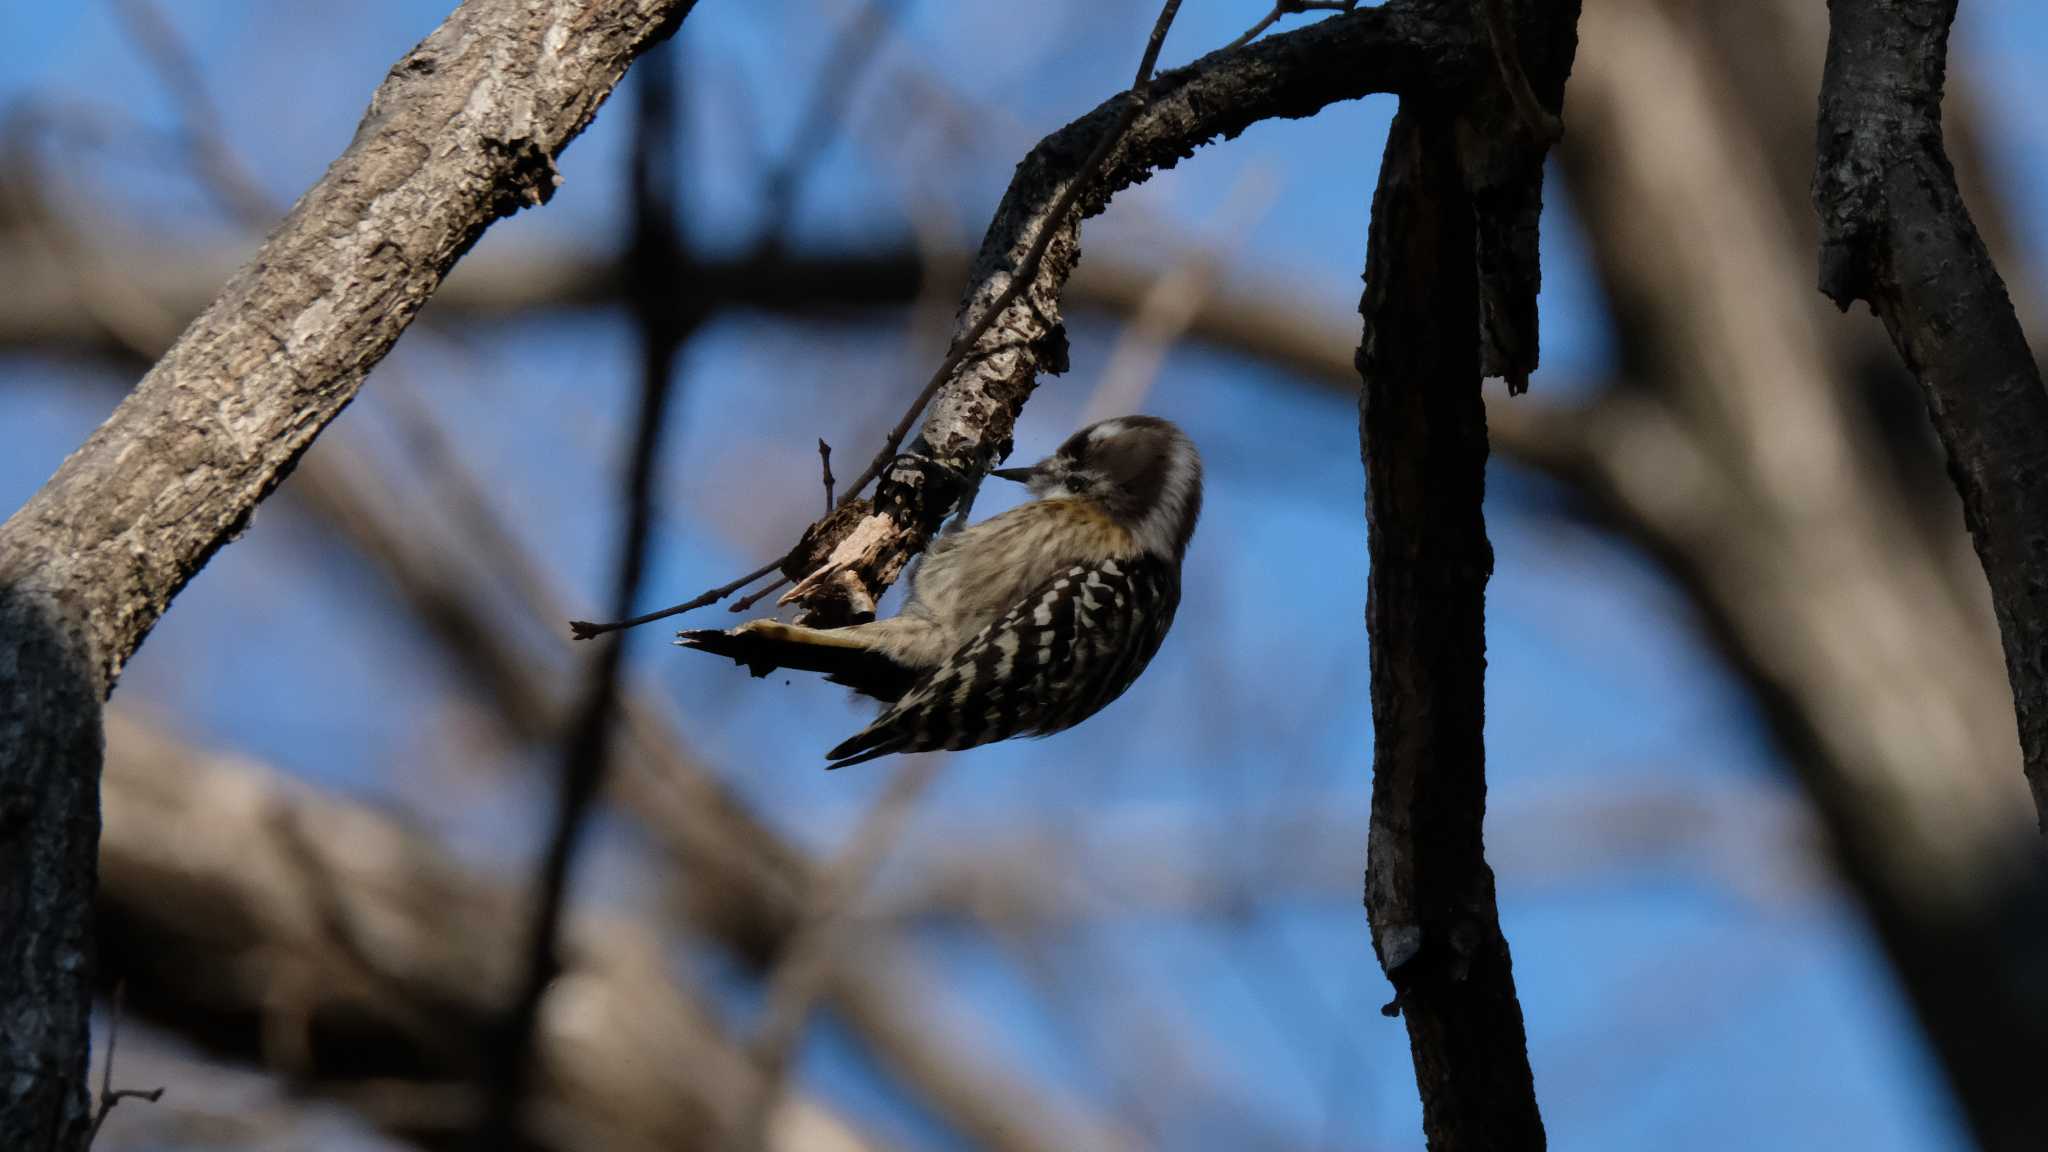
[0, 2, 696, 1147]
[1814, 0, 2048, 828]
[771, 0, 1482, 625]
[1358, 106, 1544, 1150]
[1357, 2, 1577, 1146]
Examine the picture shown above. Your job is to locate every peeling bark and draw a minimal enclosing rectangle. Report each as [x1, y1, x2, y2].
[0, 2, 695, 1147]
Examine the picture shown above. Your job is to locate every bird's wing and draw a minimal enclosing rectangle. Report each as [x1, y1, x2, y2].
[825, 554, 1179, 768]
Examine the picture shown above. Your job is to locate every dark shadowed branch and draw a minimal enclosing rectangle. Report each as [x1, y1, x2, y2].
[1357, 106, 1544, 1150]
[1356, 2, 1577, 1146]
[1814, 0, 2048, 829]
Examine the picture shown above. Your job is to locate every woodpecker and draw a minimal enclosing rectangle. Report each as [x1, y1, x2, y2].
[678, 415, 1202, 768]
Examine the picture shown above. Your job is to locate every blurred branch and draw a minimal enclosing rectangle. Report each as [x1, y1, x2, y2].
[1815, 0, 2048, 829]
[479, 43, 695, 1149]
[770, 0, 1481, 627]
[13, 213, 1131, 1152]
[753, 0, 909, 246]
[0, 2, 698, 1147]
[107, 0, 274, 227]
[95, 710, 884, 1152]
[727, 755, 946, 1151]
[1558, 3, 2048, 1147]
[870, 781, 1831, 928]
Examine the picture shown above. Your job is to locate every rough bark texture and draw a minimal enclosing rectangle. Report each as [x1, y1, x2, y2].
[1814, 0, 2048, 825]
[1357, 106, 1544, 1151]
[781, 0, 1484, 625]
[0, 2, 695, 1147]
[94, 711, 880, 1152]
[1355, 4, 1577, 1147]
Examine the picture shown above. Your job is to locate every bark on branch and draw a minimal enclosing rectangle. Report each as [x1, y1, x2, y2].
[1357, 3, 1577, 1147]
[0, 2, 695, 1147]
[778, 0, 1483, 625]
[1814, 0, 2048, 826]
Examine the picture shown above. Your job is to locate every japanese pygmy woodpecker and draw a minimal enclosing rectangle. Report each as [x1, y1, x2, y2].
[677, 415, 1202, 767]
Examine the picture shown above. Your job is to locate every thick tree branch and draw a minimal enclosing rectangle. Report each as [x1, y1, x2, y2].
[1357, 3, 1576, 1147]
[774, 0, 1482, 625]
[1814, 0, 2048, 827]
[1357, 106, 1544, 1151]
[0, 2, 695, 1147]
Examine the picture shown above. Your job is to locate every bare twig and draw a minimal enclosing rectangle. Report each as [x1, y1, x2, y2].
[818, 438, 836, 514]
[86, 985, 164, 1147]
[827, 0, 1186, 507]
[1221, 0, 1355, 55]
[729, 573, 794, 613]
[570, 555, 786, 638]
[478, 43, 692, 1149]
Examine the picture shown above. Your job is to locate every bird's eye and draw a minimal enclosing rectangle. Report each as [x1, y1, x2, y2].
[1064, 473, 1089, 493]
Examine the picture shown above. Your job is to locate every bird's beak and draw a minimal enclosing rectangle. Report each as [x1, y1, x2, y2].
[989, 466, 1036, 485]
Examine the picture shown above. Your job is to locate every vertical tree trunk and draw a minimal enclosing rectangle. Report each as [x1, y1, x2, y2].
[1359, 106, 1544, 1150]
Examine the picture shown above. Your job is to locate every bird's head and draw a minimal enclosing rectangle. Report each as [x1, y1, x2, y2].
[991, 415, 1203, 561]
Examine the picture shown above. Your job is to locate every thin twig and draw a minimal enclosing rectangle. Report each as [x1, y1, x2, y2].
[570, 555, 785, 638]
[476, 44, 690, 1150]
[830, 0, 1186, 507]
[88, 984, 165, 1146]
[818, 438, 836, 514]
[729, 573, 794, 613]
[1220, 0, 1354, 55]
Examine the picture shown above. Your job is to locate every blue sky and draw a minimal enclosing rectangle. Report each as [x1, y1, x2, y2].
[9, 2, 2048, 1149]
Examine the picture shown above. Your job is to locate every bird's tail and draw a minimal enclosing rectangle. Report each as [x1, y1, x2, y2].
[676, 619, 919, 702]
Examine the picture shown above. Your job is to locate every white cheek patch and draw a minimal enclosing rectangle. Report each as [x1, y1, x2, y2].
[1089, 420, 1126, 444]
[1131, 440, 1201, 560]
